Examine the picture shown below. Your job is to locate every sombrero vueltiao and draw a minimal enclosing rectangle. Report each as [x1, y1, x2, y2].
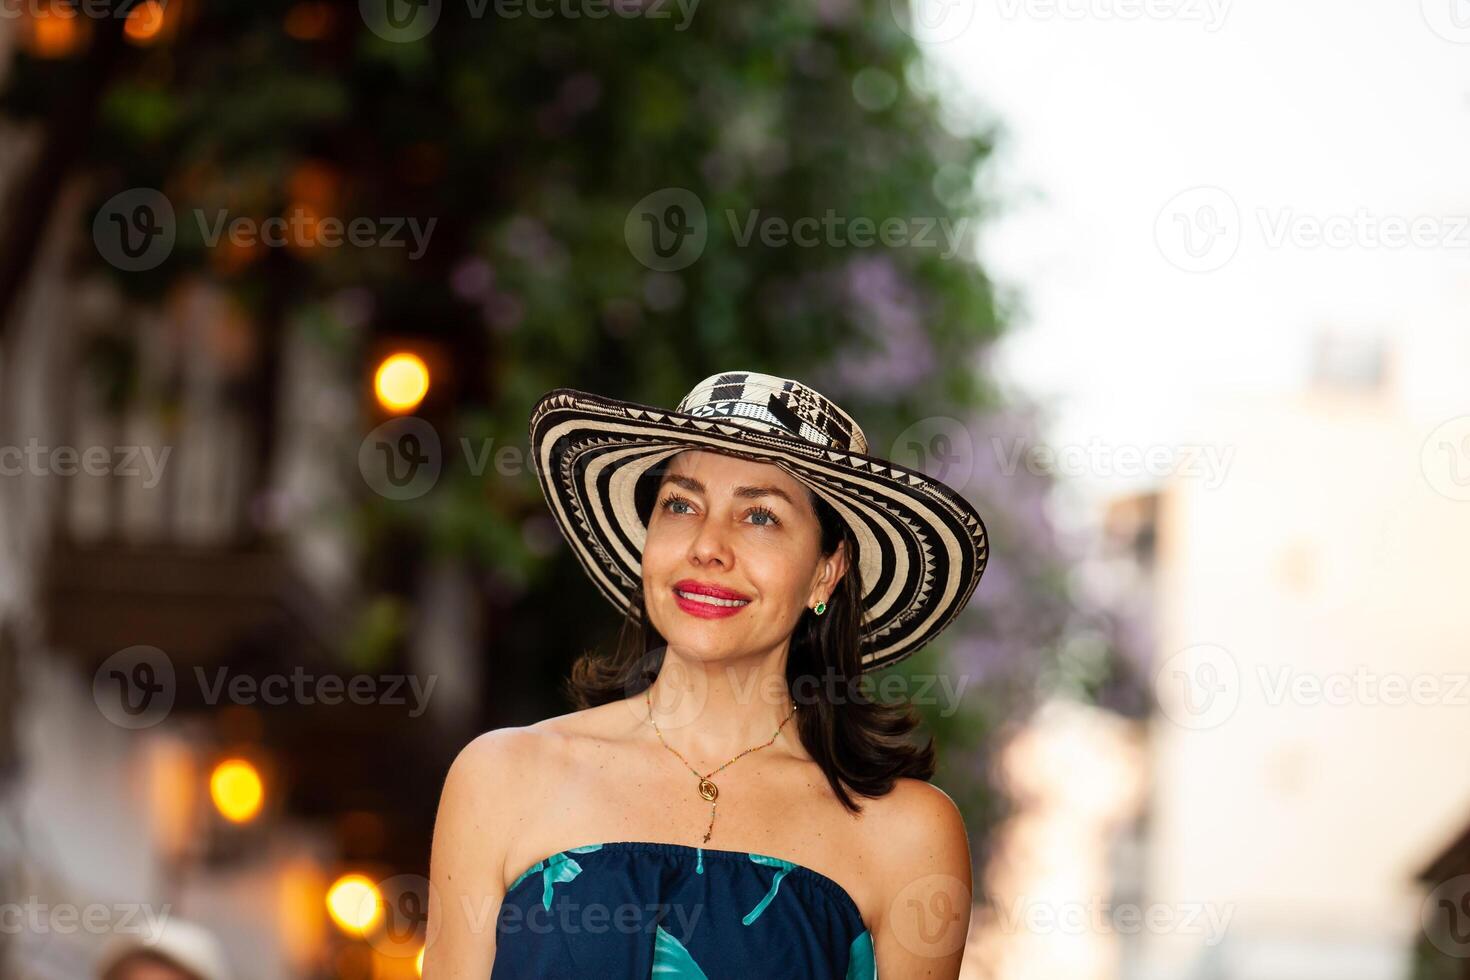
[528, 370, 989, 672]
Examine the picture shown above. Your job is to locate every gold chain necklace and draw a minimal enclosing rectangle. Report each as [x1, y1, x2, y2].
[644, 686, 798, 843]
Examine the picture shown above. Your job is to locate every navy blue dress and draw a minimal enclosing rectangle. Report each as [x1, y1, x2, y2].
[489, 841, 877, 979]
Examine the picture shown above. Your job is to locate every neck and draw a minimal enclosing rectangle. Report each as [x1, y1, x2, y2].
[644, 642, 799, 765]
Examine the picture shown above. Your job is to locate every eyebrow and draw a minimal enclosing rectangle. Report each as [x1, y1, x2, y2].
[659, 473, 797, 507]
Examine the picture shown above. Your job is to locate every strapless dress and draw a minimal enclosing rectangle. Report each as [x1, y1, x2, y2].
[489, 840, 877, 979]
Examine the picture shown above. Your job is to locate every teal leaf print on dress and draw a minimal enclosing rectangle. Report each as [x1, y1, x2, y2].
[845, 928, 877, 979]
[742, 853, 797, 925]
[508, 844, 603, 910]
[652, 924, 709, 978]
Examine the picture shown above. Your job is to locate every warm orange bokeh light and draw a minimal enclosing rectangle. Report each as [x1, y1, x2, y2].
[27, 13, 84, 58]
[124, 0, 166, 43]
[326, 874, 383, 936]
[209, 758, 264, 823]
[284, 1, 335, 40]
[373, 353, 431, 414]
[415, 945, 425, 976]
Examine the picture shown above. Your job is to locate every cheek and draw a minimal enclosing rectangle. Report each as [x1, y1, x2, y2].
[742, 553, 803, 604]
[641, 515, 672, 553]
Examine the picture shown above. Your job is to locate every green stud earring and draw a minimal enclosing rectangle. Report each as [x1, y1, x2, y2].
[812, 600, 827, 616]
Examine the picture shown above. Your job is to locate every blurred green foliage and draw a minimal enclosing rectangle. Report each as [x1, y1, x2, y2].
[0, 0, 1140, 873]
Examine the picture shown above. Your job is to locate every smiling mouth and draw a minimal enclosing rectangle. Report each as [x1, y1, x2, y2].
[673, 589, 751, 608]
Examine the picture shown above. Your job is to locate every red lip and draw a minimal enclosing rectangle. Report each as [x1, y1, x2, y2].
[672, 580, 752, 601]
[671, 580, 752, 620]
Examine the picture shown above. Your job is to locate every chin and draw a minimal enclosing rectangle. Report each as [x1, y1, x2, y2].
[651, 610, 747, 663]
[661, 628, 739, 662]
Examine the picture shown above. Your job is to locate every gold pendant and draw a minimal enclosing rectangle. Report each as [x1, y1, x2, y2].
[698, 778, 718, 802]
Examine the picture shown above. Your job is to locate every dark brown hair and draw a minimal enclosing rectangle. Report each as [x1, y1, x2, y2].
[564, 455, 935, 812]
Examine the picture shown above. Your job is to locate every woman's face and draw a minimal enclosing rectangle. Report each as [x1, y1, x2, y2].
[642, 449, 847, 665]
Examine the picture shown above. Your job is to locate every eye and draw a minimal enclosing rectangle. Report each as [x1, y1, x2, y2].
[746, 506, 781, 527]
[660, 493, 694, 516]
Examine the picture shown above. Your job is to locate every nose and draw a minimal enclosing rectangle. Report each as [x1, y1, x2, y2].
[688, 511, 733, 569]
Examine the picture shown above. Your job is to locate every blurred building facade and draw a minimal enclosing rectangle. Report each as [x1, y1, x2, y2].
[0, 112, 470, 978]
[1128, 335, 1470, 980]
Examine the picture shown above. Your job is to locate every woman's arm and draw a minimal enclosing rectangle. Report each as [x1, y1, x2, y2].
[871, 779, 975, 979]
[422, 728, 531, 979]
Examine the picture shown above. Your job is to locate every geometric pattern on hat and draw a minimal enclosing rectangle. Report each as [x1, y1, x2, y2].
[528, 370, 989, 672]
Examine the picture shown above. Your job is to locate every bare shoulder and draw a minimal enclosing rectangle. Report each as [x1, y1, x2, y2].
[443, 724, 548, 793]
[431, 727, 546, 875]
[864, 778, 972, 878]
[861, 778, 974, 974]
[438, 704, 613, 802]
[434, 700, 637, 830]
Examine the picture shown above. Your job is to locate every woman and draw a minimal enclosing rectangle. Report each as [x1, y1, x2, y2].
[425, 371, 990, 979]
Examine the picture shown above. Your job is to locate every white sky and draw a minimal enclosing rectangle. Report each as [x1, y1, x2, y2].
[912, 0, 1470, 506]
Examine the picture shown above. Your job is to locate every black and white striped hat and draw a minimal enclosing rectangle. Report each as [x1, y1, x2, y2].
[528, 370, 989, 672]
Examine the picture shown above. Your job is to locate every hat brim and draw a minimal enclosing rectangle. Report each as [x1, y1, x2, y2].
[529, 387, 989, 672]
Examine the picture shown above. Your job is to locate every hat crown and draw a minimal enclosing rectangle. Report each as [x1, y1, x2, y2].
[674, 371, 869, 455]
